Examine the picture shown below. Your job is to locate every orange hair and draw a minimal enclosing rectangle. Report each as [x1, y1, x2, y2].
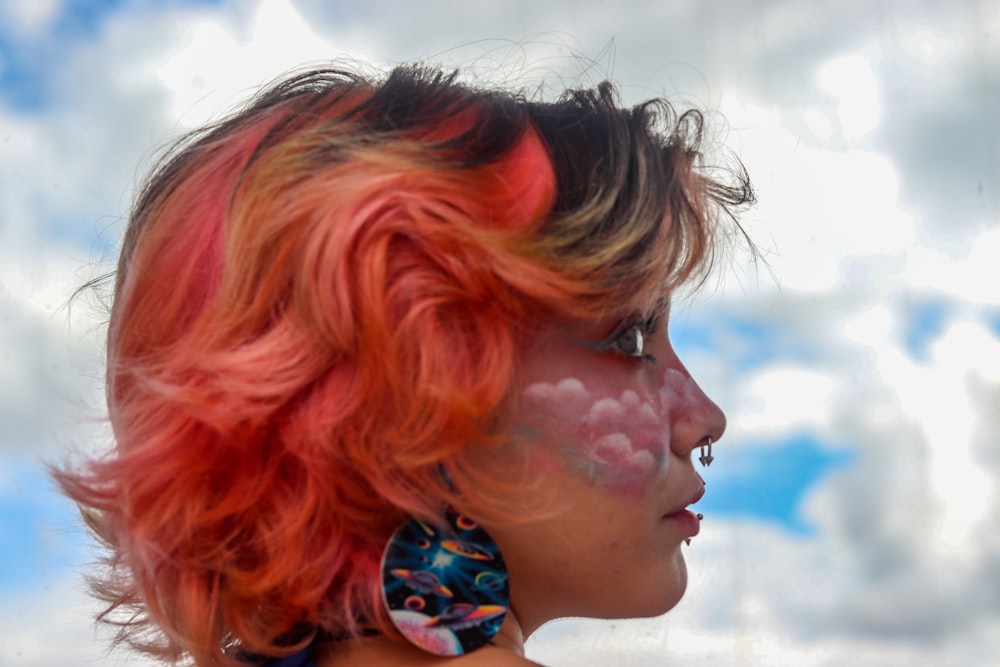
[57, 66, 752, 665]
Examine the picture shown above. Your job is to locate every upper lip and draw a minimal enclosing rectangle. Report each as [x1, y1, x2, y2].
[664, 482, 705, 517]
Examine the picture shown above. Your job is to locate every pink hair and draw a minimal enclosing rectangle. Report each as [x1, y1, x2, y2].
[57, 66, 752, 665]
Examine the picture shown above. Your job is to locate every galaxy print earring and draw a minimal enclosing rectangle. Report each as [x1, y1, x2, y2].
[380, 511, 509, 656]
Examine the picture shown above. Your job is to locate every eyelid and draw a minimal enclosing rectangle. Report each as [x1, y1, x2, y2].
[597, 315, 660, 355]
[573, 304, 669, 357]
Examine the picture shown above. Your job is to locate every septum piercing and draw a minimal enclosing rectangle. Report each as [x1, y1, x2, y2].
[698, 437, 714, 467]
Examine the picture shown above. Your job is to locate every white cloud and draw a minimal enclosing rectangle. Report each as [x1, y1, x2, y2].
[667, 283, 1000, 662]
[891, 320, 999, 554]
[0, 239, 107, 457]
[0, 0, 61, 36]
[530, 517, 1000, 667]
[150, 0, 364, 128]
[841, 303, 893, 348]
[803, 108, 833, 142]
[818, 54, 881, 142]
[730, 367, 836, 438]
[715, 94, 916, 296]
[897, 24, 960, 66]
[3, 1, 999, 666]
[902, 226, 1000, 305]
[0, 573, 160, 667]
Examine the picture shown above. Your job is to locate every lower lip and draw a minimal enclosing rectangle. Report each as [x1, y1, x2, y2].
[662, 509, 701, 536]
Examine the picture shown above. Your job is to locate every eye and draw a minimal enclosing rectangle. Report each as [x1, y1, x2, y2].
[575, 311, 664, 363]
[602, 315, 660, 363]
[610, 323, 646, 358]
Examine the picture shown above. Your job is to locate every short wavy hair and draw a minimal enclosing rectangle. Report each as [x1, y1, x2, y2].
[57, 65, 753, 665]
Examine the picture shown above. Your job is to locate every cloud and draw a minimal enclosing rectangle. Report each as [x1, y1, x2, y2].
[698, 434, 853, 534]
[817, 54, 881, 141]
[691, 306, 999, 646]
[529, 519, 1000, 667]
[729, 367, 837, 437]
[148, 0, 366, 128]
[902, 226, 1000, 305]
[0, 573, 160, 667]
[710, 93, 918, 296]
[668, 277, 1000, 660]
[2, 0, 999, 665]
[0, 246, 107, 457]
[0, 0, 61, 36]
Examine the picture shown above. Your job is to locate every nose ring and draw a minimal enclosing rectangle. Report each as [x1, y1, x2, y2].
[698, 437, 714, 467]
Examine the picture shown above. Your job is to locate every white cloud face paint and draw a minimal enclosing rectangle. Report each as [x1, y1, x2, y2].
[518, 373, 671, 493]
[518, 366, 712, 494]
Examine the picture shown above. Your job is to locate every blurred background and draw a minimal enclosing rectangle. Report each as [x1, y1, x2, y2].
[1, 1, 997, 665]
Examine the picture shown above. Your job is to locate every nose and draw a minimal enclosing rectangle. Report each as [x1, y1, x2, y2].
[659, 354, 727, 459]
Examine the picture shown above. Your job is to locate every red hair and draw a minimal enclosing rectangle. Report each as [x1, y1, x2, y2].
[58, 66, 752, 665]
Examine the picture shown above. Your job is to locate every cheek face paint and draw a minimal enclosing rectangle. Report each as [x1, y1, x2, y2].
[519, 367, 710, 494]
[519, 376, 669, 494]
[658, 368, 713, 423]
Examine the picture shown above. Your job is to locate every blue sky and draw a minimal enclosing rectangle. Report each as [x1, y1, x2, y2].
[697, 433, 855, 536]
[1, 0, 146, 111]
[0, 461, 86, 593]
[1, 1, 998, 666]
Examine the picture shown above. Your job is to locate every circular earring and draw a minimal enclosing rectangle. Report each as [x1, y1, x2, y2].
[380, 511, 509, 656]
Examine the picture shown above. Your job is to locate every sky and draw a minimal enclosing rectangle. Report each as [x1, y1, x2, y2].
[0, 0, 998, 665]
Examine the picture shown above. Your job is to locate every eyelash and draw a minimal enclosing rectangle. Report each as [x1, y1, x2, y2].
[604, 316, 660, 363]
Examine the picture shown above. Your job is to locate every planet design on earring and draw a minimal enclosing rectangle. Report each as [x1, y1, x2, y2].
[381, 512, 509, 656]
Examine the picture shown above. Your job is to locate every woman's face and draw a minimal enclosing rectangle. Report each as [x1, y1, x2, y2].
[479, 304, 726, 633]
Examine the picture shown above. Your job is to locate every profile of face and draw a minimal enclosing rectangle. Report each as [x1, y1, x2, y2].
[481, 304, 726, 632]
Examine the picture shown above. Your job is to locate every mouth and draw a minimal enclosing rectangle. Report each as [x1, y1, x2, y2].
[665, 483, 705, 516]
[661, 483, 706, 536]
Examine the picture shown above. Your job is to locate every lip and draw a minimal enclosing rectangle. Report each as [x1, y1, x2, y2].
[663, 483, 705, 516]
[661, 483, 706, 536]
[662, 508, 701, 536]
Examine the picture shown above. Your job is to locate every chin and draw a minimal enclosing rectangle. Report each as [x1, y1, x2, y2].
[650, 584, 687, 617]
[608, 557, 689, 620]
[646, 552, 689, 616]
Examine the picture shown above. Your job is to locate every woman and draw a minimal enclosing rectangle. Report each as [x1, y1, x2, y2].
[58, 64, 752, 666]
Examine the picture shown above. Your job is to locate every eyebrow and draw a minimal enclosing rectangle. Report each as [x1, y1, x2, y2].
[648, 294, 672, 321]
[572, 295, 672, 353]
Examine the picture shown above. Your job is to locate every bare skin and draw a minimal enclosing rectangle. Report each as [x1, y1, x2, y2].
[311, 613, 542, 666]
[312, 308, 724, 667]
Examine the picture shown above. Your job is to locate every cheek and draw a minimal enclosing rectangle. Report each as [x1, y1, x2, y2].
[518, 376, 670, 493]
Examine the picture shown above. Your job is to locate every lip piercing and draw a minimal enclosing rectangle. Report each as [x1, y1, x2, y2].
[686, 516, 705, 547]
[698, 437, 714, 467]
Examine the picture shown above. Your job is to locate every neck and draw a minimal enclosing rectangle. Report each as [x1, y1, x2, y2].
[310, 612, 531, 666]
[492, 609, 527, 656]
